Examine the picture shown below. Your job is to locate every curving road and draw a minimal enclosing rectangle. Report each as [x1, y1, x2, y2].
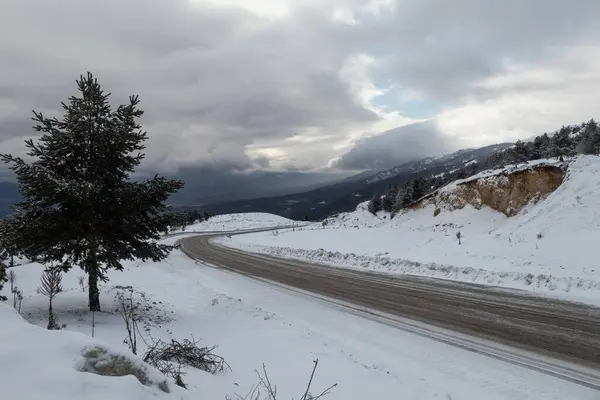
[179, 232, 600, 388]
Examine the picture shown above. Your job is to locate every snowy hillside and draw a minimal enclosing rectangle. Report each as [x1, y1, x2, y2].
[219, 156, 600, 305]
[3, 235, 591, 399]
[321, 200, 388, 229]
[0, 304, 186, 400]
[174, 212, 296, 233]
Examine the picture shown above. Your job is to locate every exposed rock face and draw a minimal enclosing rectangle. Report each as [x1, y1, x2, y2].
[414, 163, 566, 217]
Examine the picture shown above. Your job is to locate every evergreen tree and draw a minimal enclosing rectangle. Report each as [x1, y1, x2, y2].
[382, 185, 397, 212]
[532, 133, 551, 159]
[512, 140, 531, 163]
[552, 126, 576, 157]
[576, 119, 600, 155]
[0, 73, 184, 311]
[0, 219, 14, 301]
[401, 182, 414, 207]
[0, 252, 6, 302]
[392, 184, 407, 211]
[367, 193, 382, 215]
[411, 179, 425, 202]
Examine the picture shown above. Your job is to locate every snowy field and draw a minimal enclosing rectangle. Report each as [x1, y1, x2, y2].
[3, 234, 597, 400]
[172, 212, 297, 233]
[219, 156, 600, 306]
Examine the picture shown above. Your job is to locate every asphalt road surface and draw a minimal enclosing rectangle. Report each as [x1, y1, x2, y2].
[179, 232, 600, 387]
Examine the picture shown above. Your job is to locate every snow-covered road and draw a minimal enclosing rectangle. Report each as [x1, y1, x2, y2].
[180, 234, 600, 391]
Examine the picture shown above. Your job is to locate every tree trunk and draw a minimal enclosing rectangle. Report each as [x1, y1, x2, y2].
[47, 298, 56, 330]
[88, 269, 101, 312]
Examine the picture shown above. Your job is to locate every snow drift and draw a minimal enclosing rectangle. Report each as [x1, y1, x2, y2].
[0, 304, 184, 400]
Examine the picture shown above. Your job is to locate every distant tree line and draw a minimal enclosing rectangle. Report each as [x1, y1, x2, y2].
[367, 119, 600, 216]
[167, 209, 213, 232]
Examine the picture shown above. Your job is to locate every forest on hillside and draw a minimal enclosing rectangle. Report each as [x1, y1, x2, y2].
[369, 119, 600, 215]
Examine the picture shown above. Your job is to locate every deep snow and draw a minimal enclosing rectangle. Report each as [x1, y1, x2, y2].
[219, 156, 600, 305]
[2, 233, 597, 399]
[0, 304, 186, 400]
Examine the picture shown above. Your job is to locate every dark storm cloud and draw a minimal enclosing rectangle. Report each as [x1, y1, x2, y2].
[1, 0, 600, 173]
[0, 0, 379, 173]
[331, 121, 461, 170]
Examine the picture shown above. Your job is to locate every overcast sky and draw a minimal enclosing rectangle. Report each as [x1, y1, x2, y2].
[1, 0, 600, 173]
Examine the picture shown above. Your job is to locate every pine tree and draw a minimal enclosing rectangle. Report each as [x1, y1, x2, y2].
[367, 193, 382, 215]
[576, 119, 600, 155]
[0, 219, 13, 301]
[392, 184, 406, 211]
[382, 185, 397, 212]
[411, 179, 425, 202]
[532, 133, 551, 159]
[512, 140, 531, 163]
[0, 259, 6, 302]
[552, 126, 576, 157]
[401, 182, 414, 207]
[0, 73, 184, 311]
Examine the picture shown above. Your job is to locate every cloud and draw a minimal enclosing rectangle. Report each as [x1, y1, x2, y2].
[1, 0, 600, 175]
[330, 121, 462, 170]
[369, 0, 600, 102]
[0, 0, 380, 174]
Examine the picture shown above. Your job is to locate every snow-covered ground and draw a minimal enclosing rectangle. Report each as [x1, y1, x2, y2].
[172, 212, 296, 233]
[0, 305, 185, 400]
[219, 156, 600, 305]
[3, 234, 597, 399]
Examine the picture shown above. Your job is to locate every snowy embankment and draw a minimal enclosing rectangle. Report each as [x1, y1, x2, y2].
[4, 235, 597, 399]
[172, 212, 297, 233]
[0, 304, 182, 400]
[218, 156, 600, 305]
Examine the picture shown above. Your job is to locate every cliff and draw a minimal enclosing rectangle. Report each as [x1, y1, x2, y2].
[412, 160, 568, 217]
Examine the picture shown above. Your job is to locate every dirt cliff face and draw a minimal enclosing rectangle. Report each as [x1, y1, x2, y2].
[423, 165, 566, 217]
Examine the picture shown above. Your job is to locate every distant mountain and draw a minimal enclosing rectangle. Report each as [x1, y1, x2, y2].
[0, 169, 351, 216]
[166, 168, 351, 206]
[366, 144, 512, 184]
[202, 143, 514, 221]
[0, 144, 512, 219]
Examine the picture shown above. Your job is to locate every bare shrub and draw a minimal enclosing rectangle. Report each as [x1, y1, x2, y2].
[525, 273, 534, 286]
[77, 275, 88, 292]
[16, 289, 23, 314]
[37, 268, 63, 330]
[456, 231, 462, 245]
[117, 289, 139, 355]
[227, 359, 337, 400]
[8, 269, 18, 308]
[143, 335, 229, 376]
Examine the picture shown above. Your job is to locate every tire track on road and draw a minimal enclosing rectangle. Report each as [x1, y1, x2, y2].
[179, 233, 600, 390]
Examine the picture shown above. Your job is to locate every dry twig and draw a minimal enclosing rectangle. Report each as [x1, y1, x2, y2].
[227, 359, 337, 400]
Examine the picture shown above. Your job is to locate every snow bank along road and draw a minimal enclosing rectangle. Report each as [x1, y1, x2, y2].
[179, 233, 600, 389]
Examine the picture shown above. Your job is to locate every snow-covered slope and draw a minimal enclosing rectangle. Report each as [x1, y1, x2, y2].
[220, 156, 600, 305]
[176, 212, 296, 233]
[2, 237, 595, 400]
[321, 200, 389, 229]
[0, 304, 185, 400]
